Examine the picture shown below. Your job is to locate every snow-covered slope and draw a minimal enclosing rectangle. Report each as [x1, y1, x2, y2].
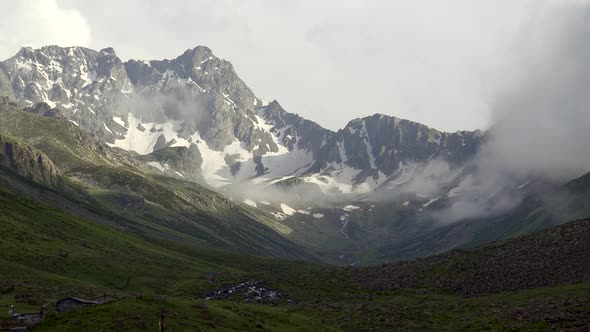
[0, 45, 482, 200]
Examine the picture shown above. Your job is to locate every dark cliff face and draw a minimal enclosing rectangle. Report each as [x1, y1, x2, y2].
[309, 114, 482, 177]
[0, 133, 62, 187]
[141, 144, 204, 181]
[23, 102, 65, 118]
[0, 66, 14, 100]
[129, 46, 269, 151]
[260, 100, 334, 157]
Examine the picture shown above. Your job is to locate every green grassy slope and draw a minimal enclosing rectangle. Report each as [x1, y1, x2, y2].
[0, 105, 317, 261]
[3, 101, 589, 268]
[0, 170, 338, 329]
[0, 175, 589, 330]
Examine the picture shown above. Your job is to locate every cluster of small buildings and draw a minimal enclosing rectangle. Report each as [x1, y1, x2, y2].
[1, 295, 118, 330]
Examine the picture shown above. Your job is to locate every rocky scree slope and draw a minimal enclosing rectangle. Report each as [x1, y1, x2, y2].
[348, 218, 590, 296]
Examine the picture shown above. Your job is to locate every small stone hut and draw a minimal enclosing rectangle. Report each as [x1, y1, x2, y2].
[56, 297, 98, 313]
[12, 311, 46, 326]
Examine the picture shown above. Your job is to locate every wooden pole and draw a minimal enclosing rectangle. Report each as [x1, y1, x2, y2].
[159, 309, 165, 332]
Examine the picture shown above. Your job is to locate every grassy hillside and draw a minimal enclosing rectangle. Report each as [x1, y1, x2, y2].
[0, 101, 589, 329]
[0, 179, 588, 330]
[0, 104, 317, 261]
[2, 101, 589, 268]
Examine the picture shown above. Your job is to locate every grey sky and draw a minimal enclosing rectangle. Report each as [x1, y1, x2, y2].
[0, 0, 579, 131]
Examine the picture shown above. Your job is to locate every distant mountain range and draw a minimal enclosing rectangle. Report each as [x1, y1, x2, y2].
[0, 45, 589, 266]
[0, 45, 481, 195]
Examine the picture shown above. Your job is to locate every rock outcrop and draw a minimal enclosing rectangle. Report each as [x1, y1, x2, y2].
[0, 133, 62, 187]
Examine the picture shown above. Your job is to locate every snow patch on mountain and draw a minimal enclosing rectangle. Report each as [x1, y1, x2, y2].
[343, 205, 360, 212]
[259, 149, 313, 178]
[107, 114, 183, 154]
[302, 164, 361, 194]
[193, 134, 235, 187]
[280, 203, 296, 216]
[243, 199, 257, 208]
[105, 112, 310, 188]
[113, 116, 126, 127]
[148, 161, 167, 172]
[339, 213, 350, 239]
[361, 120, 376, 169]
[103, 124, 113, 134]
[337, 141, 347, 163]
[422, 196, 440, 208]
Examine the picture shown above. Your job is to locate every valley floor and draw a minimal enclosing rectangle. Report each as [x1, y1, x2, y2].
[1, 184, 589, 331]
[16, 283, 590, 331]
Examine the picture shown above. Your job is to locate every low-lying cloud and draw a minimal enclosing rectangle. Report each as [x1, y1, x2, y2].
[436, 3, 590, 222]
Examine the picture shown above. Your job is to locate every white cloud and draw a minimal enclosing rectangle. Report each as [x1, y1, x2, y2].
[484, 2, 590, 179]
[3, 0, 588, 134]
[0, 0, 91, 59]
[436, 2, 590, 222]
[50, 0, 548, 132]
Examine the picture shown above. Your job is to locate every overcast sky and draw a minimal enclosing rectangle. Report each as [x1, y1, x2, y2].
[0, 0, 582, 131]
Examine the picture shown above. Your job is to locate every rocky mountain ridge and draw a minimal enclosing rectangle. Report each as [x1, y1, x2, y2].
[0, 45, 481, 197]
[5, 45, 587, 268]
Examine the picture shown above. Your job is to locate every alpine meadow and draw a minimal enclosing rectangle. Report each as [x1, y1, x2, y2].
[0, 1, 589, 331]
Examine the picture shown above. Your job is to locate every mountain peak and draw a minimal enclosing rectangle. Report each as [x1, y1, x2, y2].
[16, 46, 34, 57]
[176, 45, 215, 64]
[188, 45, 213, 56]
[0, 44, 482, 195]
[98, 47, 117, 57]
[266, 99, 281, 109]
[344, 113, 450, 136]
[347, 113, 394, 124]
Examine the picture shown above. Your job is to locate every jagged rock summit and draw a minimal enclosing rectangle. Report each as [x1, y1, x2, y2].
[0, 45, 481, 196]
